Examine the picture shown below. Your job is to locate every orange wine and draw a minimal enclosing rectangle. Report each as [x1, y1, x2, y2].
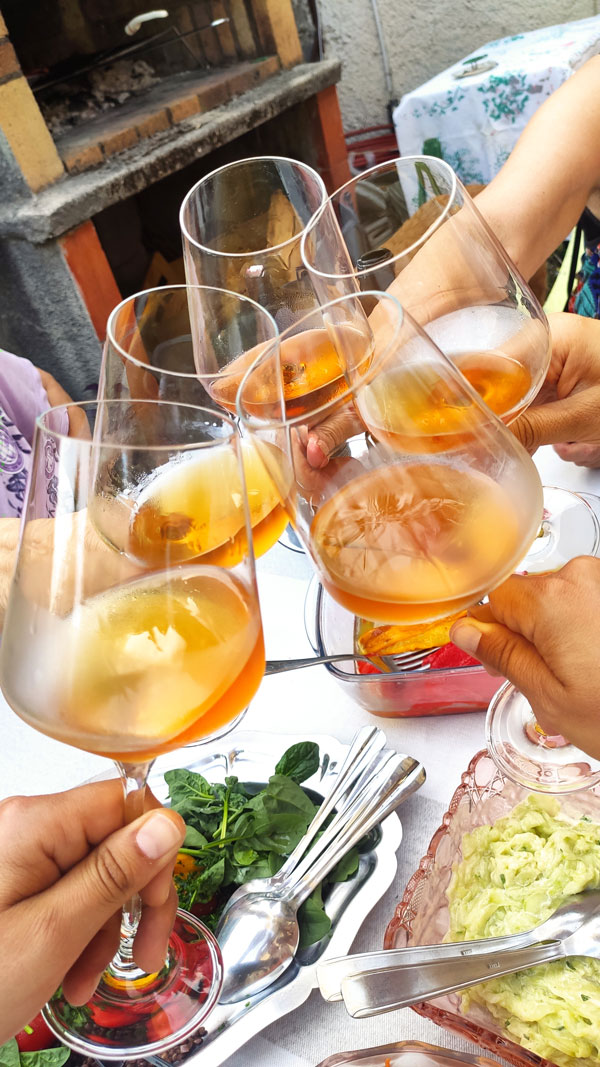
[425, 304, 550, 423]
[4, 567, 264, 760]
[357, 360, 484, 453]
[128, 439, 287, 566]
[454, 349, 531, 419]
[209, 329, 360, 420]
[310, 462, 542, 624]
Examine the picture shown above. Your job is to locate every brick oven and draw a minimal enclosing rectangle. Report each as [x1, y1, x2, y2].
[0, 0, 349, 397]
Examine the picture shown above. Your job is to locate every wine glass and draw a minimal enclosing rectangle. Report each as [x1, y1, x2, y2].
[180, 155, 328, 329]
[236, 290, 543, 630]
[180, 156, 337, 550]
[0, 399, 264, 1056]
[300, 155, 550, 427]
[99, 283, 288, 561]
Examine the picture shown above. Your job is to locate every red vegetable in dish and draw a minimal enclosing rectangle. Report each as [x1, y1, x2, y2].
[15, 1013, 57, 1051]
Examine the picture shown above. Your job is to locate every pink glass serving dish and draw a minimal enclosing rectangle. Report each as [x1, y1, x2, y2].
[315, 1039, 501, 1066]
[384, 748, 600, 1067]
[306, 580, 502, 718]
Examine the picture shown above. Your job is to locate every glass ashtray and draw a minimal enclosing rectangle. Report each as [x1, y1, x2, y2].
[315, 1040, 500, 1066]
[384, 749, 600, 1067]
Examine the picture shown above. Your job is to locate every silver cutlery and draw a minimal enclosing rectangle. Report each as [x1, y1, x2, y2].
[317, 890, 600, 1001]
[333, 891, 600, 1018]
[219, 725, 387, 919]
[216, 751, 426, 1004]
[265, 647, 439, 675]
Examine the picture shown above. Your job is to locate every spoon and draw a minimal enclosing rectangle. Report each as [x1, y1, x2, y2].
[216, 753, 426, 1003]
[337, 890, 600, 1018]
[220, 725, 388, 918]
[318, 889, 600, 1001]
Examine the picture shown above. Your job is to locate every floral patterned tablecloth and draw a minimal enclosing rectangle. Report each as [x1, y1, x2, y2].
[393, 14, 600, 185]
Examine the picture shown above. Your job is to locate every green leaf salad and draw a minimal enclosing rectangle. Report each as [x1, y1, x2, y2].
[447, 794, 600, 1066]
[167, 741, 360, 947]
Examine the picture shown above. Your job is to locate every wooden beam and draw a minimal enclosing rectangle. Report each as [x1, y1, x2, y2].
[251, 0, 302, 68]
[59, 221, 121, 341]
[313, 85, 351, 193]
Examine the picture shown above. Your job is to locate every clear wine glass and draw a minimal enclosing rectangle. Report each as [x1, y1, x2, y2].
[236, 290, 543, 630]
[0, 399, 264, 1056]
[300, 155, 551, 427]
[180, 156, 335, 553]
[99, 283, 288, 562]
[180, 155, 328, 330]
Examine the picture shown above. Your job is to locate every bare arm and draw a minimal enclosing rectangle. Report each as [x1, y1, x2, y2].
[474, 56, 600, 280]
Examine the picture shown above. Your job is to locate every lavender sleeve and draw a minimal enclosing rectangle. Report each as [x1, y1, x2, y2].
[0, 350, 69, 518]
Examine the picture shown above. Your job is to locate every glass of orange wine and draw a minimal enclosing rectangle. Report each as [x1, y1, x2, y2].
[180, 156, 327, 328]
[237, 291, 543, 630]
[99, 283, 289, 562]
[0, 399, 265, 1057]
[179, 156, 355, 532]
[300, 155, 550, 426]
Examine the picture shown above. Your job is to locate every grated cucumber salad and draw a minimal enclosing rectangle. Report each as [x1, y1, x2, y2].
[447, 794, 600, 1066]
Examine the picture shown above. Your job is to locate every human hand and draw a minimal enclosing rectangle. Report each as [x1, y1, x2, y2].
[0, 780, 185, 1042]
[510, 313, 600, 461]
[449, 557, 600, 759]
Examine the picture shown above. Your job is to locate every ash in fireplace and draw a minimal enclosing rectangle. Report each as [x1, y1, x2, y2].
[39, 59, 161, 137]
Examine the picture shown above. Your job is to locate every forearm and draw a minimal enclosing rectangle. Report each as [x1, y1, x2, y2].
[475, 56, 600, 279]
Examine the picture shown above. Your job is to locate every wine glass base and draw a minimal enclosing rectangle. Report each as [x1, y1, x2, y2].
[43, 910, 223, 1060]
[486, 682, 600, 794]
[517, 485, 600, 574]
[278, 523, 305, 554]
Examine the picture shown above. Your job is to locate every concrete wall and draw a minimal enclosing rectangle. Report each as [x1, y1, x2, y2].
[320, 0, 599, 129]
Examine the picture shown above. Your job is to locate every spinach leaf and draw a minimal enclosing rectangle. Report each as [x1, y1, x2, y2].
[297, 884, 332, 948]
[275, 741, 320, 783]
[0, 1043, 70, 1067]
[330, 846, 360, 883]
[21, 1051, 71, 1067]
[0, 1041, 20, 1067]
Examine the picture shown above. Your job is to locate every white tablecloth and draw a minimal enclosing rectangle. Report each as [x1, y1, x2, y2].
[393, 15, 600, 186]
[2, 446, 600, 1066]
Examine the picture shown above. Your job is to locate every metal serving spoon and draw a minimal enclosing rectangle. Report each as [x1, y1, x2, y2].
[216, 753, 426, 1004]
[317, 889, 600, 1001]
[335, 890, 600, 1018]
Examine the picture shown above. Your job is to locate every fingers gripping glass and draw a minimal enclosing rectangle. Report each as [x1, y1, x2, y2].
[0, 400, 265, 1056]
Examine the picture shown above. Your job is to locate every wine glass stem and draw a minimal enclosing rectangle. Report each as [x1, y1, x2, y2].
[114, 759, 155, 971]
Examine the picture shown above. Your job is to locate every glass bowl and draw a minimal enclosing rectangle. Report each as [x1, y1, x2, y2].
[384, 748, 600, 1067]
[315, 1039, 501, 1066]
[306, 580, 502, 717]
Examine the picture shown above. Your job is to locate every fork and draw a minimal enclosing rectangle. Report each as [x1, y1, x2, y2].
[265, 648, 439, 675]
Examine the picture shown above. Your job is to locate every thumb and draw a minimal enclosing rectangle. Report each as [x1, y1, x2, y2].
[306, 408, 363, 468]
[35, 809, 185, 973]
[449, 618, 559, 714]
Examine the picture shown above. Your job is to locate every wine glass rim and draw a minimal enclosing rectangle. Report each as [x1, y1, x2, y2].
[300, 154, 460, 282]
[236, 289, 405, 431]
[105, 282, 278, 380]
[36, 398, 239, 449]
[179, 154, 329, 259]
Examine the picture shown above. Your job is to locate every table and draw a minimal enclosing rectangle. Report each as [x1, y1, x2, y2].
[2, 445, 600, 1066]
[393, 15, 600, 186]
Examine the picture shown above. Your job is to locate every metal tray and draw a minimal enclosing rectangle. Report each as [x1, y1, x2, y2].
[151, 730, 404, 1067]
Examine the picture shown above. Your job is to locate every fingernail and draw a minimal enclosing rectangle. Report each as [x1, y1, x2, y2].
[450, 621, 482, 655]
[136, 813, 182, 860]
[307, 439, 328, 469]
